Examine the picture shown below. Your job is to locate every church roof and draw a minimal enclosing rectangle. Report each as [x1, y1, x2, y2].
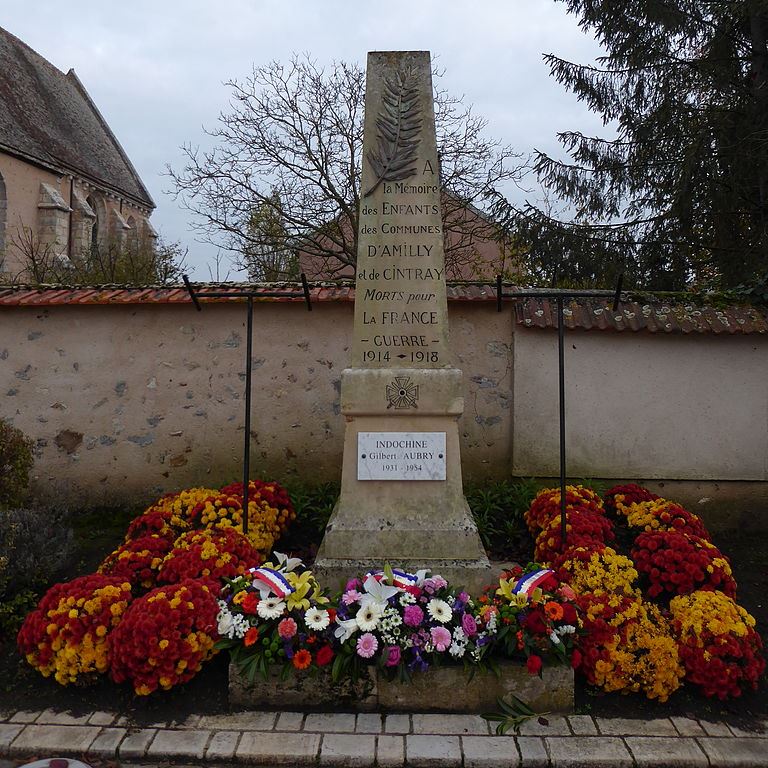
[0, 26, 154, 208]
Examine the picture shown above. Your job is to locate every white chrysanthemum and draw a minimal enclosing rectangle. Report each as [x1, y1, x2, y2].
[399, 592, 416, 605]
[257, 596, 286, 619]
[356, 602, 383, 631]
[452, 626, 467, 643]
[305, 607, 330, 630]
[449, 641, 466, 658]
[231, 614, 250, 639]
[426, 598, 452, 624]
[556, 625, 576, 635]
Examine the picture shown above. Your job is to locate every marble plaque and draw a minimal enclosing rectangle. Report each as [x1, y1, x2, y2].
[357, 431, 446, 480]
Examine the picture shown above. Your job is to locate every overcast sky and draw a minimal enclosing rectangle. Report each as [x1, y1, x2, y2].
[2, 1, 606, 278]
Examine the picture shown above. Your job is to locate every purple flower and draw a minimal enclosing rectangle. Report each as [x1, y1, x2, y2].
[462, 613, 478, 638]
[384, 645, 401, 667]
[403, 604, 424, 627]
[458, 591, 470, 603]
[345, 578, 362, 591]
[430, 626, 451, 651]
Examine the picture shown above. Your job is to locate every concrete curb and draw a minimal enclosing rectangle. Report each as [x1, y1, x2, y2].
[1, 708, 767, 767]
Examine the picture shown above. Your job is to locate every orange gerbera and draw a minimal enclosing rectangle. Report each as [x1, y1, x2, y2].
[544, 601, 564, 621]
[243, 627, 260, 647]
[292, 649, 312, 670]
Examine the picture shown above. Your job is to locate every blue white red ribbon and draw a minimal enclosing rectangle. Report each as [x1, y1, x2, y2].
[249, 566, 294, 598]
[511, 568, 554, 596]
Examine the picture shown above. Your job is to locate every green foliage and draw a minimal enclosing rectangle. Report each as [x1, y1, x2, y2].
[279, 481, 339, 557]
[0, 505, 75, 601]
[0, 419, 34, 509]
[465, 478, 540, 550]
[490, 0, 768, 291]
[482, 694, 549, 735]
[0, 589, 38, 640]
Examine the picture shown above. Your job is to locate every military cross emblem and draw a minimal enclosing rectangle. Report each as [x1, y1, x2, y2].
[385, 376, 419, 409]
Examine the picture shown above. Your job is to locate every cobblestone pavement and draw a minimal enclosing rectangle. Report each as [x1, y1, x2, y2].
[1, 708, 767, 767]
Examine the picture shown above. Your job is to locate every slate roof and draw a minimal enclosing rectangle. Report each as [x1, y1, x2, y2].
[0, 282, 765, 334]
[0, 26, 154, 208]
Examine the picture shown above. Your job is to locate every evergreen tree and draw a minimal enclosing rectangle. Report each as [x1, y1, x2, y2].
[493, 0, 768, 290]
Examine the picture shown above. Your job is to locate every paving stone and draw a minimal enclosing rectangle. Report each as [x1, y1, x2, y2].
[596, 717, 677, 736]
[516, 736, 548, 768]
[305, 713, 357, 733]
[320, 733, 376, 766]
[10, 724, 99, 754]
[461, 736, 520, 767]
[517, 716, 571, 736]
[412, 714, 488, 735]
[0, 724, 23, 755]
[376, 735, 404, 767]
[118, 728, 157, 759]
[237, 731, 321, 764]
[34, 709, 91, 725]
[698, 737, 768, 767]
[147, 727, 211, 760]
[199, 711, 277, 730]
[670, 717, 706, 737]
[275, 711, 305, 731]
[88, 727, 127, 757]
[546, 736, 633, 767]
[355, 713, 383, 733]
[567, 716, 598, 736]
[206, 730, 241, 761]
[8, 712, 39, 724]
[170, 714, 202, 728]
[625, 736, 708, 766]
[727, 720, 768, 737]
[88, 711, 117, 726]
[384, 714, 411, 734]
[406, 735, 461, 767]
[699, 720, 733, 737]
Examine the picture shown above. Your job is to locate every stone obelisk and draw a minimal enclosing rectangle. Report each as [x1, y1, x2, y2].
[314, 51, 490, 591]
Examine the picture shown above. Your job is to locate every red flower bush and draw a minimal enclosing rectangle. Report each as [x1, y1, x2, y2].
[124, 508, 188, 544]
[156, 528, 261, 585]
[604, 483, 660, 516]
[534, 510, 615, 563]
[525, 485, 604, 534]
[670, 591, 765, 699]
[622, 499, 710, 540]
[17, 575, 132, 685]
[631, 531, 737, 599]
[99, 535, 173, 590]
[220, 479, 295, 530]
[109, 578, 219, 694]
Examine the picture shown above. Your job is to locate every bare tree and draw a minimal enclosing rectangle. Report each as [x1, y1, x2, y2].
[167, 54, 526, 279]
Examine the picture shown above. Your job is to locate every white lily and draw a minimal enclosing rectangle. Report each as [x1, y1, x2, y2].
[333, 617, 359, 643]
[359, 573, 401, 611]
[273, 551, 303, 572]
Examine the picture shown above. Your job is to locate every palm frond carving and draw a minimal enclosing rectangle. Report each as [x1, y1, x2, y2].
[364, 67, 422, 197]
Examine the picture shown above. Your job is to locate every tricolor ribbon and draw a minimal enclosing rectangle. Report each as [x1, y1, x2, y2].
[249, 566, 294, 598]
[511, 568, 554, 596]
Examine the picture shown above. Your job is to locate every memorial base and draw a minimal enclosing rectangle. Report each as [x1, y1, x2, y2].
[229, 661, 574, 714]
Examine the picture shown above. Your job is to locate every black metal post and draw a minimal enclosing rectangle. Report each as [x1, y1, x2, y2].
[557, 296, 567, 550]
[242, 296, 254, 536]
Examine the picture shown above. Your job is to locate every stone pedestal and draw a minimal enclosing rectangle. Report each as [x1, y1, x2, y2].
[229, 661, 575, 714]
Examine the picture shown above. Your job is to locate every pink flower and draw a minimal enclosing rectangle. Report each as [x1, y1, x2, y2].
[356, 632, 379, 659]
[403, 605, 424, 627]
[278, 617, 297, 639]
[461, 613, 478, 637]
[342, 589, 362, 606]
[430, 626, 451, 651]
[345, 578, 362, 591]
[384, 645, 401, 667]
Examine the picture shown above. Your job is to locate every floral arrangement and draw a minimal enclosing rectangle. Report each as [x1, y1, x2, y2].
[669, 590, 765, 699]
[478, 565, 579, 675]
[604, 483, 660, 516]
[550, 545, 640, 597]
[220, 479, 296, 534]
[98, 534, 174, 590]
[109, 578, 219, 695]
[157, 528, 261, 585]
[124, 507, 189, 544]
[186, 491, 284, 554]
[534, 510, 615, 563]
[331, 566, 490, 680]
[17, 575, 132, 685]
[622, 499, 710, 540]
[215, 553, 333, 679]
[575, 592, 684, 702]
[631, 531, 737, 599]
[524, 485, 604, 534]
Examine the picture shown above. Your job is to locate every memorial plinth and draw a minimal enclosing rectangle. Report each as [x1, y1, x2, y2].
[314, 50, 491, 593]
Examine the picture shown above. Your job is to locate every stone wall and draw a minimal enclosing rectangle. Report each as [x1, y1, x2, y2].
[0, 296, 765, 518]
